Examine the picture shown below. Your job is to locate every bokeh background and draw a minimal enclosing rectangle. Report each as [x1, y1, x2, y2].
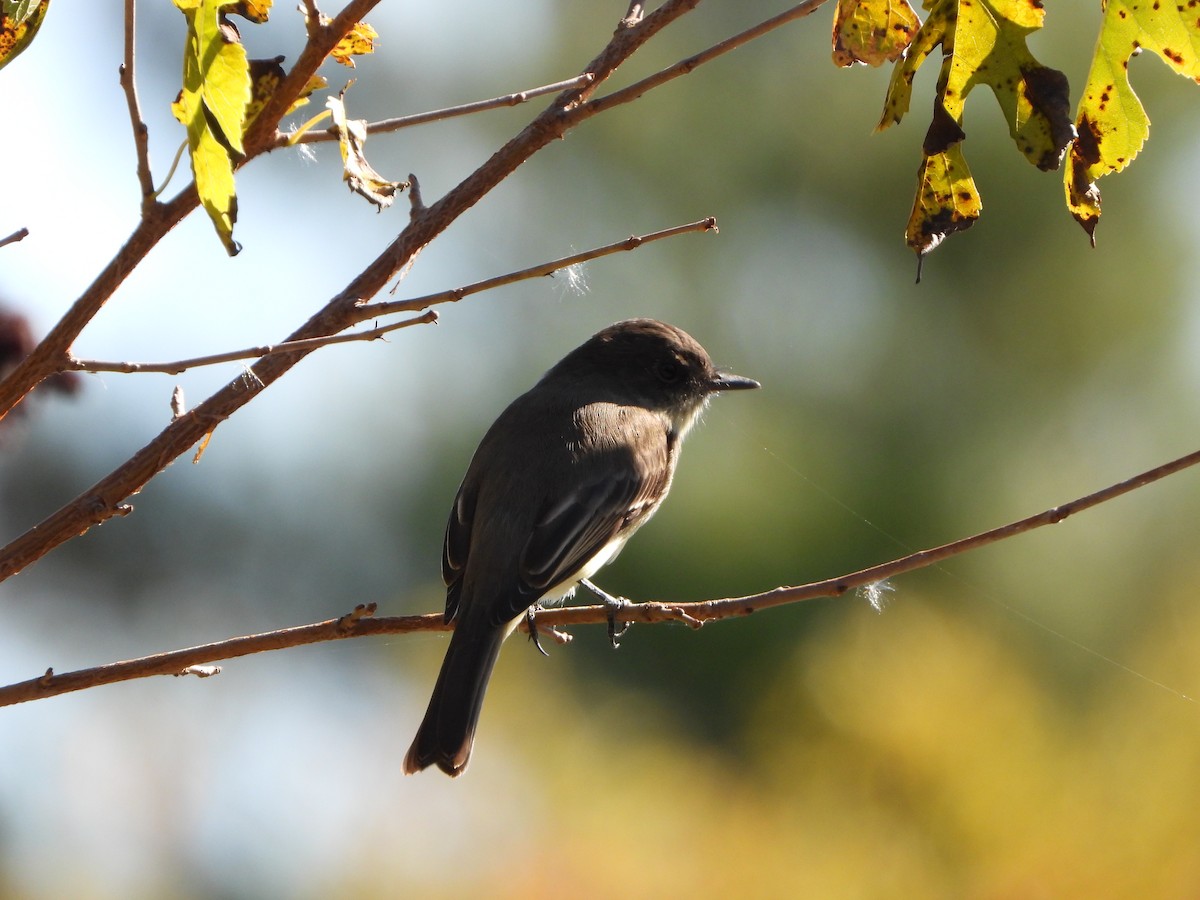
[2, 2, 1200, 897]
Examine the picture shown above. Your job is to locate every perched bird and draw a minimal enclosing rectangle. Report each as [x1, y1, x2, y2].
[403, 318, 759, 776]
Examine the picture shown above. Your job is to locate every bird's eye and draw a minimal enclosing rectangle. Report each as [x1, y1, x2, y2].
[656, 359, 682, 383]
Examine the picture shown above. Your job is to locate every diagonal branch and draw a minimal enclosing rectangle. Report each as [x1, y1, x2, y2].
[3, 441, 1198, 708]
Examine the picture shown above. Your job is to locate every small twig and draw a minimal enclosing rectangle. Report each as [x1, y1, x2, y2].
[302, 0, 322, 34]
[587, 0, 829, 115]
[0, 228, 29, 249]
[283, 74, 597, 147]
[336, 602, 378, 632]
[67, 310, 438, 376]
[4, 443, 1199, 708]
[366, 217, 718, 318]
[119, 0, 156, 207]
[407, 172, 426, 220]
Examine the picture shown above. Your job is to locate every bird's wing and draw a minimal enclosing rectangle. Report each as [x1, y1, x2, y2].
[505, 451, 670, 626]
[441, 482, 475, 622]
[441, 406, 672, 628]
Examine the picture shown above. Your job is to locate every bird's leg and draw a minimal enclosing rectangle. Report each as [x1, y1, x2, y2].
[526, 605, 550, 658]
[580, 578, 632, 648]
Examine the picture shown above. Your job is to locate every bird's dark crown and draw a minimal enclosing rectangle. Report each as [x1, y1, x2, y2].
[541, 318, 719, 409]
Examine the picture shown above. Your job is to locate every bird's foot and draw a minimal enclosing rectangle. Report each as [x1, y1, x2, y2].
[580, 578, 632, 648]
[526, 605, 550, 658]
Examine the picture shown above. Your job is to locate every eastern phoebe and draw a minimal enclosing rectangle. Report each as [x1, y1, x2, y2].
[403, 318, 759, 776]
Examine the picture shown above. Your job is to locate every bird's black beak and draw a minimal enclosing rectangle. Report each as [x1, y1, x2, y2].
[709, 372, 760, 392]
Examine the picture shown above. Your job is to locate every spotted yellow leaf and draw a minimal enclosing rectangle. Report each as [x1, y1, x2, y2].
[1065, 0, 1200, 244]
[879, 0, 1071, 260]
[331, 20, 377, 68]
[832, 0, 920, 68]
[0, 0, 50, 72]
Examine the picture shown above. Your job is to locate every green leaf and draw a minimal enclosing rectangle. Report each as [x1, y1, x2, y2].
[1064, 0, 1200, 245]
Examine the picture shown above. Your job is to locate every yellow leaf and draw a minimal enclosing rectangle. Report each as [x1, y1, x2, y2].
[245, 55, 285, 125]
[0, 0, 50, 72]
[191, 121, 240, 255]
[327, 89, 405, 210]
[906, 136, 981, 260]
[876, 0, 954, 131]
[331, 21, 377, 68]
[1064, 0, 1200, 244]
[879, 0, 1070, 259]
[832, 0, 920, 68]
[175, 0, 250, 255]
[880, 0, 1072, 169]
[287, 74, 327, 115]
[228, 0, 270, 23]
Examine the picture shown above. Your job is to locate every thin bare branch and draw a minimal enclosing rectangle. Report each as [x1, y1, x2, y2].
[0, 605, 447, 706]
[119, 0, 156, 207]
[0, 228, 29, 249]
[363, 217, 719, 320]
[4, 443, 1199, 708]
[68, 310, 438, 376]
[284, 74, 597, 147]
[587, 0, 830, 115]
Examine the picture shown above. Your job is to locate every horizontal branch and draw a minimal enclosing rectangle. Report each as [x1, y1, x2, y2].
[67, 310, 438, 376]
[283, 74, 597, 147]
[361, 216, 718, 320]
[5, 441, 1198, 707]
[0, 604, 444, 706]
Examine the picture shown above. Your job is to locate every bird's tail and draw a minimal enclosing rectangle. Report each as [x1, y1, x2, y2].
[403, 621, 508, 777]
